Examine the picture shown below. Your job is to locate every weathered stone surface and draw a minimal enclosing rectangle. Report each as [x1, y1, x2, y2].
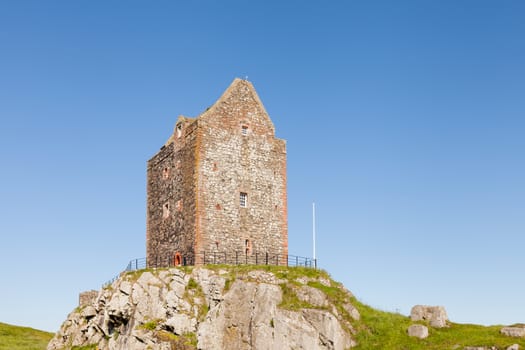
[48, 268, 357, 350]
[410, 305, 448, 328]
[501, 326, 525, 338]
[507, 344, 520, 350]
[343, 303, 360, 321]
[146, 79, 288, 267]
[407, 324, 429, 339]
[78, 290, 98, 307]
[296, 285, 329, 307]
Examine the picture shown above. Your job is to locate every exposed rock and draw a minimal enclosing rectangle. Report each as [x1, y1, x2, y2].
[501, 326, 525, 338]
[410, 305, 448, 328]
[48, 268, 357, 350]
[296, 285, 329, 307]
[407, 324, 428, 339]
[343, 303, 360, 321]
[507, 344, 520, 350]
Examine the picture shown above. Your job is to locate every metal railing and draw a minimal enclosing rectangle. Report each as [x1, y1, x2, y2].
[104, 251, 316, 287]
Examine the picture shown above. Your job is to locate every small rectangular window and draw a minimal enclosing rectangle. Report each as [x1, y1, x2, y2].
[241, 125, 248, 136]
[176, 124, 183, 138]
[163, 202, 170, 218]
[240, 192, 248, 207]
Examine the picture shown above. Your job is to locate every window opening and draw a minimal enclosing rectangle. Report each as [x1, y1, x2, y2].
[240, 192, 248, 207]
[241, 125, 248, 136]
[245, 239, 252, 255]
[162, 167, 169, 179]
[163, 202, 170, 218]
[176, 123, 183, 138]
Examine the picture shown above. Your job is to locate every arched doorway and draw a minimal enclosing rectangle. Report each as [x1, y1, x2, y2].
[174, 252, 183, 266]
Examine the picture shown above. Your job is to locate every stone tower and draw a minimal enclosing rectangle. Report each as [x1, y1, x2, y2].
[146, 79, 287, 267]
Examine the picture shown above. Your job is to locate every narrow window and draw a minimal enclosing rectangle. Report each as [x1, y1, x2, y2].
[241, 125, 248, 136]
[176, 123, 183, 138]
[163, 202, 170, 218]
[162, 167, 169, 179]
[240, 192, 248, 208]
[245, 239, 252, 255]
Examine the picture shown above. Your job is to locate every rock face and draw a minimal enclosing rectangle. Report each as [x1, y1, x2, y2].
[407, 324, 428, 339]
[47, 267, 356, 350]
[501, 326, 525, 338]
[410, 305, 448, 328]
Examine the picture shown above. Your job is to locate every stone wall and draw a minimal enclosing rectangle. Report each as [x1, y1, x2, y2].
[146, 117, 199, 267]
[78, 290, 98, 307]
[195, 79, 287, 261]
[146, 79, 287, 267]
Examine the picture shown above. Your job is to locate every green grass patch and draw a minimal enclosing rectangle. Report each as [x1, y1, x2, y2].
[184, 278, 208, 321]
[156, 330, 197, 349]
[0, 322, 54, 350]
[71, 345, 98, 350]
[137, 319, 162, 331]
[352, 299, 525, 349]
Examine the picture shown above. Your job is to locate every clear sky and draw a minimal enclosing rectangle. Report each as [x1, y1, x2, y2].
[0, 1, 524, 332]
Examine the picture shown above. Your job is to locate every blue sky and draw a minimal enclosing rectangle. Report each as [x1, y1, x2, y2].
[0, 1, 524, 332]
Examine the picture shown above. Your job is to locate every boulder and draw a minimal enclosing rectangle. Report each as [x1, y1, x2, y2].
[501, 326, 525, 338]
[507, 345, 520, 350]
[410, 305, 448, 328]
[343, 303, 360, 321]
[407, 324, 429, 339]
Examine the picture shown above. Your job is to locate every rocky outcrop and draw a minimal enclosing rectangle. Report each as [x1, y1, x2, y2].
[410, 305, 448, 328]
[47, 267, 357, 350]
[407, 324, 428, 339]
[502, 326, 525, 338]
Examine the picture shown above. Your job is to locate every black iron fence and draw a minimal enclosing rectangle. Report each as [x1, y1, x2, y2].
[104, 251, 317, 287]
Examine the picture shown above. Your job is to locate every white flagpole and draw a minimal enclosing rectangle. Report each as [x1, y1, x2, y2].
[312, 202, 316, 261]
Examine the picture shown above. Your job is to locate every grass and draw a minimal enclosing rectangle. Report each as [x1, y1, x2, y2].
[138, 319, 162, 331]
[156, 330, 197, 349]
[184, 277, 208, 321]
[71, 345, 98, 350]
[0, 322, 54, 350]
[352, 300, 525, 350]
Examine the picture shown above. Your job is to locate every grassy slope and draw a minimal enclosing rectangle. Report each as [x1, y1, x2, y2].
[0, 322, 53, 350]
[353, 301, 525, 349]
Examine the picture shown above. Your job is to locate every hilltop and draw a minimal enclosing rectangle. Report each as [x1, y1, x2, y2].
[0, 322, 53, 350]
[24, 265, 525, 349]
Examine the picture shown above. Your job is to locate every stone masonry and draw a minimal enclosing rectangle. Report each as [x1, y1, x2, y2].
[146, 79, 287, 267]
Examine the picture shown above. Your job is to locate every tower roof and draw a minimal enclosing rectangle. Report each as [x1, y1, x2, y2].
[197, 78, 275, 134]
